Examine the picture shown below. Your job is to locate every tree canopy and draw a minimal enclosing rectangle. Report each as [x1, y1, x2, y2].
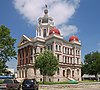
[0, 25, 16, 75]
[35, 50, 59, 83]
[82, 51, 100, 76]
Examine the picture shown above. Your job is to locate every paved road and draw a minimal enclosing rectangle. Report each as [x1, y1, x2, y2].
[39, 88, 100, 90]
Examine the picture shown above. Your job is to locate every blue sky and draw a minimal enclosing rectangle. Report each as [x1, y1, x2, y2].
[0, 0, 100, 71]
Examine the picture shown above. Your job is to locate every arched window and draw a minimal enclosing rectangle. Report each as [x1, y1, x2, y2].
[59, 45, 61, 51]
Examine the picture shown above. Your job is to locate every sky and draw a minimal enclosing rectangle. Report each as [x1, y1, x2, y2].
[0, 0, 100, 71]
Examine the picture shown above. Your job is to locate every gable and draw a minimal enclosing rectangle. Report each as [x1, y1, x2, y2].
[18, 35, 31, 46]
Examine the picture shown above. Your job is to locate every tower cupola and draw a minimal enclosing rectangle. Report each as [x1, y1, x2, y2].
[36, 4, 55, 38]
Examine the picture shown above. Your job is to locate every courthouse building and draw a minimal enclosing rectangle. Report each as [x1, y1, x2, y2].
[17, 6, 82, 82]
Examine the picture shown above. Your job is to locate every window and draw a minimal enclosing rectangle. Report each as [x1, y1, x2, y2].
[65, 48, 67, 53]
[63, 70, 65, 77]
[70, 49, 72, 55]
[65, 57, 67, 63]
[68, 57, 69, 63]
[43, 29, 46, 37]
[77, 69, 79, 75]
[78, 50, 80, 55]
[76, 50, 77, 55]
[34, 48, 36, 54]
[40, 48, 42, 53]
[56, 45, 58, 51]
[39, 30, 41, 36]
[57, 54, 59, 60]
[77, 58, 79, 64]
[63, 47, 64, 53]
[72, 71, 74, 77]
[48, 46, 50, 50]
[70, 58, 72, 64]
[63, 56, 65, 63]
[59, 45, 61, 51]
[68, 48, 69, 54]
[57, 68, 59, 75]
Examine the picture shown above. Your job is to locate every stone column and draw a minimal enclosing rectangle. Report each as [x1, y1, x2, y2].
[24, 48, 26, 65]
[28, 46, 30, 64]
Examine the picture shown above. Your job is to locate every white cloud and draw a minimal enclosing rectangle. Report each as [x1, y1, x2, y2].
[13, 0, 80, 37]
[59, 24, 78, 37]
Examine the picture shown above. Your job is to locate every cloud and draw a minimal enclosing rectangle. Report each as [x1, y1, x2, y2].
[13, 0, 80, 37]
[59, 24, 78, 37]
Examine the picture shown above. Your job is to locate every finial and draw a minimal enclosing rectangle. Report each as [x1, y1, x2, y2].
[45, 4, 47, 8]
[44, 4, 48, 14]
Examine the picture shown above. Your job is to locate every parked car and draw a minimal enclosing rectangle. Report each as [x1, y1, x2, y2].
[0, 79, 21, 90]
[22, 79, 39, 90]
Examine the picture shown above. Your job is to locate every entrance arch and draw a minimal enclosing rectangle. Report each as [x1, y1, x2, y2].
[66, 69, 71, 78]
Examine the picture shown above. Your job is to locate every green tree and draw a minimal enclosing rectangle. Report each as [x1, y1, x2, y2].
[0, 25, 16, 75]
[82, 51, 100, 80]
[35, 50, 59, 84]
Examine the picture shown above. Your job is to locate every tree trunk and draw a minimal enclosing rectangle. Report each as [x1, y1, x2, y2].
[43, 75, 46, 84]
[96, 74, 99, 81]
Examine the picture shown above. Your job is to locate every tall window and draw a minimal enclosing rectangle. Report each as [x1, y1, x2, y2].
[56, 45, 58, 51]
[68, 57, 69, 63]
[43, 29, 46, 37]
[63, 70, 65, 77]
[48, 46, 50, 50]
[34, 48, 36, 54]
[77, 58, 79, 64]
[65, 57, 67, 63]
[59, 45, 61, 51]
[70, 58, 72, 64]
[77, 69, 79, 75]
[57, 54, 59, 60]
[72, 71, 74, 77]
[40, 48, 42, 53]
[65, 48, 67, 53]
[57, 68, 59, 75]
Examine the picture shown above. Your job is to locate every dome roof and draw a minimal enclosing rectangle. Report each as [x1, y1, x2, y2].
[69, 35, 79, 42]
[49, 27, 60, 35]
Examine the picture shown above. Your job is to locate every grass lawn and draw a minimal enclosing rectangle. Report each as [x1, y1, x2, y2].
[0, 80, 3, 84]
[39, 81, 78, 85]
[80, 80, 100, 83]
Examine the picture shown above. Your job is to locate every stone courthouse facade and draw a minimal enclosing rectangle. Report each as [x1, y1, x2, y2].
[17, 6, 82, 82]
